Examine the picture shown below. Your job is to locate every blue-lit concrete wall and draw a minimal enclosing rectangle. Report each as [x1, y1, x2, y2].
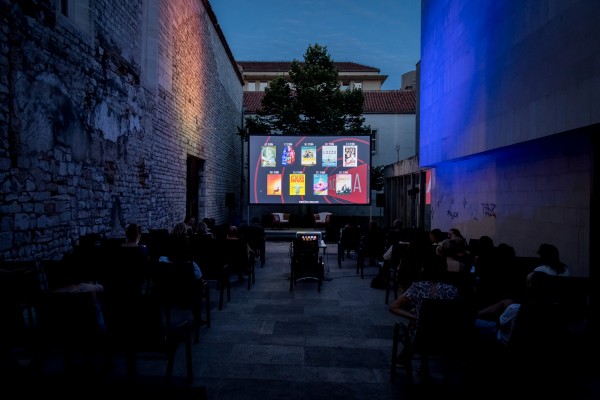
[420, 0, 600, 275]
[420, 0, 600, 164]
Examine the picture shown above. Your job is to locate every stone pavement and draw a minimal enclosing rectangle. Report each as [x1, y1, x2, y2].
[186, 240, 405, 400]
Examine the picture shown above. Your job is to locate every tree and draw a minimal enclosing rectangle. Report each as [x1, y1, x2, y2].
[243, 43, 381, 191]
[244, 43, 370, 136]
[371, 165, 385, 192]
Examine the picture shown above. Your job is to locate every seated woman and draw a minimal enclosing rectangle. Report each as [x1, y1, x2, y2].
[533, 243, 570, 276]
[436, 238, 475, 302]
[225, 225, 254, 281]
[388, 254, 461, 380]
[388, 254, 460, 324]
[340, 220, 361, 257]
[159, 222, 203, 280]
[97, 223, 152, 296]
[122, 222, 149, 256]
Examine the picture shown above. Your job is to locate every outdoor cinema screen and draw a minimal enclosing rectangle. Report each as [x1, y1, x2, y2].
[248, 135, 371, 205]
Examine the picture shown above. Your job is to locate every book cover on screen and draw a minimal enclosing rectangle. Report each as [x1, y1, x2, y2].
[281, 144, 296, 166]
[321, 145, 337, 167]
[290, 174, 306, 195]
[301, 146, 317, 166]
[336, 173, 352, 195]
[313, 174, 328, 195]
[343, 145, 357, 167]
[261, 146, 277, 167]
[267, 174, 282, 195]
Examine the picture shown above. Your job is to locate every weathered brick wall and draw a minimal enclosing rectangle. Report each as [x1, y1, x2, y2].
[0, 0, 243, 261]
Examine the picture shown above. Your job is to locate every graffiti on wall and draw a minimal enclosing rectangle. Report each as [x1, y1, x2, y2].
[433, 193, 498, 224]
[482, 203, 497, 218]
[466, 203, 479, 221]
[447, 209, 459, 219]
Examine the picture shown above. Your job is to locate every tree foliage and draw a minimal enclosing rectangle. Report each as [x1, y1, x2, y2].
[244, 44, 371, 136]
[371, 165, 385, 192]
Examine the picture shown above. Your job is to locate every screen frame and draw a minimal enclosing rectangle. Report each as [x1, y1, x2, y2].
[248, 134, 372, 206]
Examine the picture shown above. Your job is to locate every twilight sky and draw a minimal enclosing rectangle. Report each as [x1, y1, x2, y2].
[210, 0, 421, 90]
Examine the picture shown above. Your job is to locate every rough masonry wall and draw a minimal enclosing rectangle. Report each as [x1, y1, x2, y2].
[157, 0, 243, 225]
[0, 0, 242, 261]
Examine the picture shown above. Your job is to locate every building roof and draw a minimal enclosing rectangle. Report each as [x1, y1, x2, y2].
[362, 90, 416, 114]
[243, 90, 415, 114]
[243, 91, 265, 113]
[237, 61, 380, 73]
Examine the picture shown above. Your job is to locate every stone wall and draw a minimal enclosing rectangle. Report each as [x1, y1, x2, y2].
[0, 0, 243, 261]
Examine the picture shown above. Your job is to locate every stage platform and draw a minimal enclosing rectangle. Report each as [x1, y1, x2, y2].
[265, 229, 328, 242]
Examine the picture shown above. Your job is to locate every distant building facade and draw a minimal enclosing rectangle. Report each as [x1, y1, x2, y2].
[400, 70, 417, 91]
[0, 0, 244, 260]
[238, 61, 388, 92]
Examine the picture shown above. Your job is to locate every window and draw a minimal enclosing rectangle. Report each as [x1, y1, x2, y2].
[371, 129, 378, 155]
[353, 81, 363, 90]
[56, 0, 92, 36]
[247, 81, 256, 91]
[258, 81, 268, 91]
[340, 81, 350, 91]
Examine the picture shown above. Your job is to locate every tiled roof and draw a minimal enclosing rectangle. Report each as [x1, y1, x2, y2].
[243, 91, 265, 113]
[362, 90, 416, 114]
[243, 90, 415, 114]
[238, 61, 380, 73]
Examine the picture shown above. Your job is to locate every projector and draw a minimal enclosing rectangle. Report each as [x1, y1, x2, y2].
[296, 231, 322, 242]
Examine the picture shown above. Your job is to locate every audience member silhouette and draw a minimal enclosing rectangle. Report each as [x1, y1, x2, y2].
[474, 271, 554, 347]
[393, 230, 432, 292]
[388, 254, 460, 323]
[184, 216, 197, 235]
[474, 242, 520, 309]
[362, 220, 385, 265]
[385, 219, 404, 248]
[340, 218, 361, 258]
[122, 223, 149, 256]
[437, 238, 469, 273]
[163, 222, 202, 279]
[225, 225, 253, 281]
[448, 228, 465, 241]
[428, 228, 445, 246]
[196, 220, 214, 238]
[532, 243, 570, 276]
[241, 218, 266, 266]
